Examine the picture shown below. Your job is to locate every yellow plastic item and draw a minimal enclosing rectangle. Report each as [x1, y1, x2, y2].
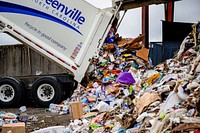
[123, 53, 132, 57]
[146, 73, 160, 85]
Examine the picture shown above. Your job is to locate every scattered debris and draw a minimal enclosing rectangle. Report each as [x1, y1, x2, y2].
[1, 22, 200, 133]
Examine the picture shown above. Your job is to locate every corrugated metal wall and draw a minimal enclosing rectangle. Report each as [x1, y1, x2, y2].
[0, 45, 68, 77]
[149, 41, 181, 66]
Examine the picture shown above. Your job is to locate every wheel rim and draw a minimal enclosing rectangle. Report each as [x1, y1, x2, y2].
[0, 84, 15, 102]
[37, 84, 55, 102]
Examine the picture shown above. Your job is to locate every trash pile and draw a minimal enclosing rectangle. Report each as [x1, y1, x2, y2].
[41, 22, 200, 133]
[0, 22, 193, 133]
[0, 112, 19, 126]
[0, 106, 40, 133]
[0, 106, 38, 127]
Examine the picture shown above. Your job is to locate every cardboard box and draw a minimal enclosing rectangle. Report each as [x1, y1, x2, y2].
[136, 47, 150, 62]
[2, 122, 25, 133]
[68, 101, 84, 120]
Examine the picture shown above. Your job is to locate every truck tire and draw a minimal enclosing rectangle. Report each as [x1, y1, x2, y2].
[62, 81, 77, 99]
[31, 77, 62, 107]
[0, 77, 24, 107]
[63, 87, 74, 99]
[68, 81, 77, 97]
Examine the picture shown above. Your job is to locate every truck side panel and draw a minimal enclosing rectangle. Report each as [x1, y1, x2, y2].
[0, 0, 114, 82]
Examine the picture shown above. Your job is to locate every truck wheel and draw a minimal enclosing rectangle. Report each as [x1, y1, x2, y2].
[63, 88, 74, 99]
[69, 89, 74, 97]
[62, 81, 77, 98]
[0, 77, 24, 107]
[68, 81, 78, 97]
[31, 77, 62, 107]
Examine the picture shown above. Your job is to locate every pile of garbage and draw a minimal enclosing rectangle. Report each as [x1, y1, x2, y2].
[0, 106, 39, 127]
[0, 22, 197, 132]
[0, 112, 19, 126]
[44, 22, 200, 133]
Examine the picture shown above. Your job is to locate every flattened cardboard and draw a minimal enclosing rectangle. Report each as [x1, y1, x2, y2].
[136, 47, 149, 62]
[135, 92, 161, 114]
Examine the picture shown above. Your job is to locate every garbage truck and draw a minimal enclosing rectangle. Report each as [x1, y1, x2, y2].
[0, 0, 124, 107]
[0, 0, 176, 107]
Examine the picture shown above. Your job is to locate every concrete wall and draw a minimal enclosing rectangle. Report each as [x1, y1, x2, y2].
[0, 45, 68, 77]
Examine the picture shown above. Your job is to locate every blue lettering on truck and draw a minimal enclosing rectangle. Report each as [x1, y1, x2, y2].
[0, 1, 86, 35]
[45, 0, 85, 25]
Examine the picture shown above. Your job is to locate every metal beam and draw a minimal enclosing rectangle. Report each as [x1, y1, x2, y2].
[142, 6, 149, 48]
[117, 0, 180, 10]
[165, 2, 174, 22]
